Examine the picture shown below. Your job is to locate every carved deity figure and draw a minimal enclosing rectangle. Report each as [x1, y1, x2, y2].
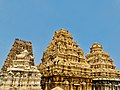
[16, 50, 29, 59]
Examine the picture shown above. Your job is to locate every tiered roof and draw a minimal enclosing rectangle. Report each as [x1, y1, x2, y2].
[39, 29, 91, 78]
[1, 39, 34, 72]
[86, 42, 120, 80]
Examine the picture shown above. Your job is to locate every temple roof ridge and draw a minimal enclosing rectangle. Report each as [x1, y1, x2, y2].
[15, 38, 32, 44]
[1, 38, 34, 72]
[53, 28, 72, 39]
[58, 28, 68, 32]
[85, 42, 120, 79]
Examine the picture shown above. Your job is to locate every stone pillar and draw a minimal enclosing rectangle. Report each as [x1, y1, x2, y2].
[6, 76, 12, 89]
[95, 84, 99, 90]
[60, 82, 62, 88]
[101, 84, 103, 90]
[109, 83, 112, 90]
[79, 83, 82, 90]
[113, 85, 115, 90]
[76, 86, 79, 90]
[92, 84, 95, 90]
[3, 77, 7, 90]
[20, 76, 23, 87]
[86, 83, 89, 90]
[14, 76, 19, 88]
[116, 85, 119, 90]
[99, 83, 103, 90]
[105, 84, 109, 90]
[70, 82, 73, 90]
[53, 82, 56, 87]
[81, 82, 86, 90]
[4, 76, 12, 90]
[87, 83, 92, 90]
[31, 77, 35, 90]
[88, 83, 92, 90]
[118, 85, 120, 90]
[24, 77, 28, 89]
[36, 78, 39, 86]
[107, 85, 110, 90]
[64, 85, 67, 90]
[12, 76, 16, 88]
[45, 82, 48, 90]
[22, 76, 26, 90]
[28, 76, 32, 89]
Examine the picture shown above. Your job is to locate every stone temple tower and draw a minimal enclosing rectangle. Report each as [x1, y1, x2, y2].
[1, 38, 34, 72]
[39, 29, 92, 90]
[0, 39, 42, 90]
[86, 42, 120, 90]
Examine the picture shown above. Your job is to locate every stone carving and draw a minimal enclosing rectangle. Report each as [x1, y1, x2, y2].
[1, 39, 34, 72]
[86, 42, 120, 90]
[39, 29, 92, 90]
[16, 50, 29, 59]
[0, 29, 120, 90]
[0, 39, 42, 90]
[51, 86, 63, 90]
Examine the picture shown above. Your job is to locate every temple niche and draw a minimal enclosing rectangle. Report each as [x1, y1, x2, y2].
[0, 39, 42, 90]
[39, 29, 92, 90]
[86, 42, 120, 90]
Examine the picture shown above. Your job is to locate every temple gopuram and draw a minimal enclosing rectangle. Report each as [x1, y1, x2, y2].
[0, 29, 120, 90]
[0, 39, 42, 90]
[39, 29, 92, 90]
[86, 42, 120, 90]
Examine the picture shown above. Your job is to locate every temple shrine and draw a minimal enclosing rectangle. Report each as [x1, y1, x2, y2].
[0, 29, 120, 90]
[39, 29, 93, 90]
[86, 42, 120, 90]
[0, 39, 42, 90]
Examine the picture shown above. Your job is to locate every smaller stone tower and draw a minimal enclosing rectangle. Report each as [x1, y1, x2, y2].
[86, 42, 120, 90]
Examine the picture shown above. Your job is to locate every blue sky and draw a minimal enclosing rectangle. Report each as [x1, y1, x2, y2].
[0, 0, 120, 69]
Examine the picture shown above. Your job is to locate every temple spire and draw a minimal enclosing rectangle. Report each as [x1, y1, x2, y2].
[39, 29, 92, 90]
[86, 42, 120, 80]
[90, 42, 103, 53]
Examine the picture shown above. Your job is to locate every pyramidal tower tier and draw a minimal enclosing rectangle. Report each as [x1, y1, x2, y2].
[1, 38, 34, 72]
[39, 29, 92, 90]
[0, 39, 42, 90]
[86, 42, 120, 79]
[86, 42, 120, 90]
